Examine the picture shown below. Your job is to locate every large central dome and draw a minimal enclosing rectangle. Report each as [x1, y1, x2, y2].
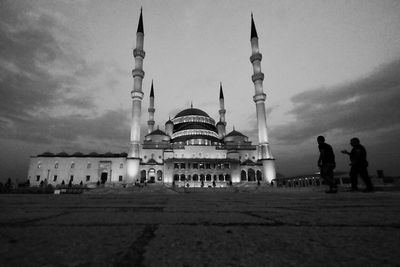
[170, 107, 220, 144]
[174, 108, 210, 118]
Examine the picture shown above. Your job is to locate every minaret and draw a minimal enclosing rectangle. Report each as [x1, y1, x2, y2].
[127, 8, 145, 183]
[216, 82, 226, 138]
[147, 80, 155, 133]
[249, 13, 276, 183]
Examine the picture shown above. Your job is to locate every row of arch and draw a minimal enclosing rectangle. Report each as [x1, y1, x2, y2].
[140, 169, 163, 182]
[173, 174, 231, 182]
[241, 169, 262, 182]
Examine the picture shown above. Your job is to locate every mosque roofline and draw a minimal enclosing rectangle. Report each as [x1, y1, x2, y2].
[35, 152, 128, 158]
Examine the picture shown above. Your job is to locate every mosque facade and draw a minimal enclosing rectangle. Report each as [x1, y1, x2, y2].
[27, 10, 276, 188]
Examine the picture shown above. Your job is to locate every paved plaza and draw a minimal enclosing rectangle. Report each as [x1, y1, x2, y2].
[0, 188, 399, 266]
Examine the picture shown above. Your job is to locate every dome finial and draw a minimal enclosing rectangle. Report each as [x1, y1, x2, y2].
[233, 125, 235, 131]
[191, 101, 193, 108]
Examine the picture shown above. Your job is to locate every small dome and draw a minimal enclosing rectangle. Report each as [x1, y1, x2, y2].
[72, 152, 84, 157]
[225, 130, 247, 138]
[56, 152, 69, 157]
[146, 128, 168, 136]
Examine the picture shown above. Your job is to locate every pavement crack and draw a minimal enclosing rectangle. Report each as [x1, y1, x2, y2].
[115, 224, 159, 267]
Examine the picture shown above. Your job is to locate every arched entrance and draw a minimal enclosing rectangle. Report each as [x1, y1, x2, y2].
[100, 172, 107, 184]
[256, 170, 262, 182]
[157, 170, 163, 182]
[148, 168, 156, 183]
[140, 170, 146, 183]
[248, 168, 255, 181]
[241, 170, 247, 181]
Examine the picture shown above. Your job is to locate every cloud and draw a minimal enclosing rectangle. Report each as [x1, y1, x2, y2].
[0, 1, 132, 148]
[271, 59, 400, 144]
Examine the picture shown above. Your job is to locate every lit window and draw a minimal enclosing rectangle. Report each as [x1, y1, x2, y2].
[199, 163, 205, 169]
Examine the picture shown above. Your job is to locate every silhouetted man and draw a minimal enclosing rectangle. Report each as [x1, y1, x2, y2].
[341, 137, 374, 192]
[317, 136, 337, 193]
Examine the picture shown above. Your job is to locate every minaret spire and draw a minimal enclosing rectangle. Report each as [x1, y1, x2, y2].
[127, 8, 146, 183]
[137, 7, 144, 34]
[250, 12, 258, 39]
[217, 82, 226, 139]
[147, 80, 155, 133]
[249, 13, 276, 183]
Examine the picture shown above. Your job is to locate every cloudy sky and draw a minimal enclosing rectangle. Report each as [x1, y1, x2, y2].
[1, 0, 400, 182]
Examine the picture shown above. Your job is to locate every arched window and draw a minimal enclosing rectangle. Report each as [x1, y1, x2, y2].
[248, 168, 256, 181]
[219, 174, 224, 181]
[206, 174, 212, 181]
[193, 174, 199, 181]
[241, 170, 247, 181]
[256, 170, 262, 181]
[157, 170, 163, 181]
[200, 174, 205, 181]
[173, 174, 179, 181]
[225, 174, 231, 182]
[180, 174, 186, 181]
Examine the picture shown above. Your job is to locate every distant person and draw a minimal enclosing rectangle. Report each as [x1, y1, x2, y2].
[317, 136, 337, 193]
[341, 137, 374, 192]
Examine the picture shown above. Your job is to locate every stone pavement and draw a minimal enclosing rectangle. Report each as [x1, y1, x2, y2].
[0, 189, 399, 266]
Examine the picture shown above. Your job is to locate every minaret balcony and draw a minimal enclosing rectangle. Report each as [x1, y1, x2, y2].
[133, 48, 146, 58]
[250, 53, 262, 63]
[148, 107, 155, 113]
[132, 69, 145, 79]
[253, 93, 266, 103]
[131, 91, 144, 100]
[251, 73, 264, 82]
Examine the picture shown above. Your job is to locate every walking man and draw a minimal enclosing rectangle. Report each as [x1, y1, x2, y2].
[341, 137, 374, 192]
[317, 136, 337, 193]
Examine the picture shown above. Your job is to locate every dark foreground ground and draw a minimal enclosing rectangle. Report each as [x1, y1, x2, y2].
[0, 188, 399, 267]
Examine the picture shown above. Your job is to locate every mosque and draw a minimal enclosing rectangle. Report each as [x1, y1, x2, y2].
[27, 10, 276, 188]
